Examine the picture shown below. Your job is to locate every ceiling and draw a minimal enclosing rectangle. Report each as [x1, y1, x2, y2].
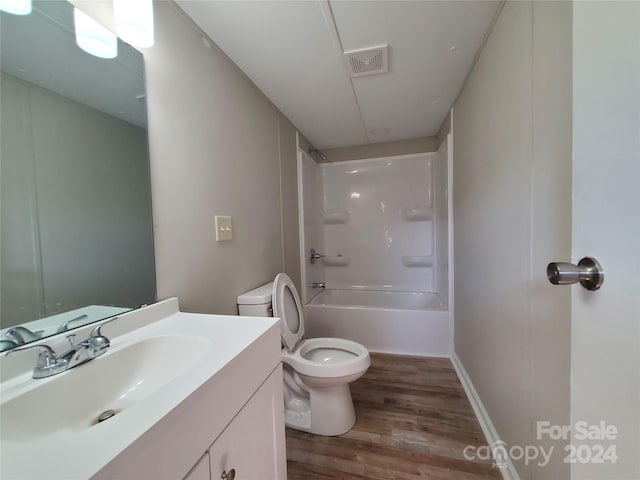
[176, 0, 501, 150]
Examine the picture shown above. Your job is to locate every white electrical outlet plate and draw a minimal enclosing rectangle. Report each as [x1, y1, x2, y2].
[215, 215, 232, 241]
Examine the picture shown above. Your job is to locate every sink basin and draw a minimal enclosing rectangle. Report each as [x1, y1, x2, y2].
[1, 335, 210, 442]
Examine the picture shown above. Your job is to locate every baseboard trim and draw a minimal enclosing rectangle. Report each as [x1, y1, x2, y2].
[450, 352, 520, 480]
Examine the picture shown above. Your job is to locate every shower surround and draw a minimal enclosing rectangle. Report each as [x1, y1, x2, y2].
[299, 137, 453, 356]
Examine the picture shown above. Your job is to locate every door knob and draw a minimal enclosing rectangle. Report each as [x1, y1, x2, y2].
[546, 256, 604, 291]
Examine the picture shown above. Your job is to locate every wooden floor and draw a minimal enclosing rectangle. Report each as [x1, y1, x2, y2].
[286, 353, 501, 479]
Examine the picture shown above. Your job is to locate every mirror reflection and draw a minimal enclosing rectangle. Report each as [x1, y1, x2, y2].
[0, 0, 156, 351]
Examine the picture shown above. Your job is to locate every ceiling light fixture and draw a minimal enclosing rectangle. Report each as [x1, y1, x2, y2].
[113, 0, 154, 49]
[74, 8, 118, 59]
[0, 0, 31, 15]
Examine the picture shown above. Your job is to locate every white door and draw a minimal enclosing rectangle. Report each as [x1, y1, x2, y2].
[570, 2, 639, 479]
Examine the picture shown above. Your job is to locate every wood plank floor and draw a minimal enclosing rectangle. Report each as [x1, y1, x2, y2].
[286, 353, 501, 479]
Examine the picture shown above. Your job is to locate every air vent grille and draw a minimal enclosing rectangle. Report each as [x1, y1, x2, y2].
[344, 45, 389, 78]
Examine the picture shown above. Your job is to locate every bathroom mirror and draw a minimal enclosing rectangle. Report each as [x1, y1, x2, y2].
[0, 1, 156, 350]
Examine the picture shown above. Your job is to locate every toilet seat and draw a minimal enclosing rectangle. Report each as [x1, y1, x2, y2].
[273, 273, 304, 352]
[281, 337, 370, 379]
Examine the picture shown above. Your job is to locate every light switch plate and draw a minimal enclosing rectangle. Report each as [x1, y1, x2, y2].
[215, 215, 233, 241]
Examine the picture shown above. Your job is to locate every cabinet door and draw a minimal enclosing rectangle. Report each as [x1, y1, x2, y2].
[209, 428, 231, 480]
[209, 366, 286, 480]
[184, 452, 210, 480]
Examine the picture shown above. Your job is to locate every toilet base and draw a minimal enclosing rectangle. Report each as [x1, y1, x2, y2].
[284, 408, 311, 430]
[284, 396, 311, 430]
[284, 383, 356, 436]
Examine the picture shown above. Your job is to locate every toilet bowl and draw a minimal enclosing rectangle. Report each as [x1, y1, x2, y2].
[237, 273, 370, 436]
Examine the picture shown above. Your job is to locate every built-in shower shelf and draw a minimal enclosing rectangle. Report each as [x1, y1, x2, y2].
[401, 255, 433, 267]
[401, 207, 433, 222]
[322, 255, 349, 267]
[323, 211, 350, 224]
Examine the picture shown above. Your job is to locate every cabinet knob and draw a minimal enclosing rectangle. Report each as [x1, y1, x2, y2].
[221, 469, 236, 480]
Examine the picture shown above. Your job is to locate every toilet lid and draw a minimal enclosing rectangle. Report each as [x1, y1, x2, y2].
[273, 273, 304, 352]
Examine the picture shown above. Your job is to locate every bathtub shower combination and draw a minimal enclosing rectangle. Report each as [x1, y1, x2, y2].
[298, 136, 453, 356]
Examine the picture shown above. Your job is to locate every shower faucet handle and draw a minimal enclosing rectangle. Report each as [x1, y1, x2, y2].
[309, 248, 325, 265]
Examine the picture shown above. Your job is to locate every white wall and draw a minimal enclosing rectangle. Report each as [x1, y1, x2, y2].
[71, 1, 301, 314]
[146, 2, 285, 314]
[278, 117, 302, 294]
[320, 154, 436, 293]
[452, 2, 571, 478]
[434, 137, 450, 308]
[298, 150, 325, 303]
[571, 2, 640, 478]
[1, 74, 154, 325]
[1, 75, 42, 325]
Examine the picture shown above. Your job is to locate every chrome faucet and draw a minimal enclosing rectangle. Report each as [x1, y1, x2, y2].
[4, 316, 118, 379]
[5, 326, 43, 345]
[312, 282, 326, 289]
[0, 339, 19, 352]
[56, 314, 89, 333]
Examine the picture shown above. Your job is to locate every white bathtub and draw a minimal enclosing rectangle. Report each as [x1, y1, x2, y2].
[303, 289, 452, 357]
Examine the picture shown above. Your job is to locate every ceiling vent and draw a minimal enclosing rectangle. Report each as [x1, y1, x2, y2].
[344, 45, 389, 78]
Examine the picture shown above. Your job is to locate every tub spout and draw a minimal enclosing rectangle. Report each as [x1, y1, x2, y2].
[312, 282, 326, 289]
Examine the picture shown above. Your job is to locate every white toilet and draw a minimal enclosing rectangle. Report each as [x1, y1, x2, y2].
[237, 273, 370, 436]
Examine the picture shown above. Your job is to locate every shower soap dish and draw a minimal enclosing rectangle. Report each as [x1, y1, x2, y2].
[322, 255, 349, 267]
[323, 211, 350, 224]
[401, 207, 432, 222]
[402, 255, 433, 267]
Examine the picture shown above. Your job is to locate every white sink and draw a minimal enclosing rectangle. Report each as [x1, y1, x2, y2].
[0, 298, 280, 480]
[1, 335, 209, 441]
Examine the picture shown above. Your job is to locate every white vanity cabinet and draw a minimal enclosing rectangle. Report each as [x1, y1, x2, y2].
[190, 366, 286, 480]
[1, 302, 286, 480]
[185, 453, 211, 480]
[86, 307, 286, 480]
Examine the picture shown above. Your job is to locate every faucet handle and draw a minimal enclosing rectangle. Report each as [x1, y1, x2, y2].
[56, 314, 89, 333]
[6, 343, 57, 359]
[5, 326, 43, 344]
[5, 344, 67, 378]
[90, 316, 119, 339]
[88, 316, 119, 356]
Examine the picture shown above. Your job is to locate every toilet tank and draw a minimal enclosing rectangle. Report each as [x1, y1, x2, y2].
[237, 282, 274, 317]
